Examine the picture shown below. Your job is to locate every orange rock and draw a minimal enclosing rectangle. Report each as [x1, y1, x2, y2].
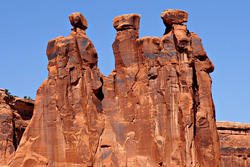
[96, 10, 220, 166]
[9, 13, 104, 167]
[8, 10, 221, 167]
[69, 12, 88, 30]
[113, 14, 140, 31]
[161, 9, 188, 25]
[0, 89, 34, 166]
[217, 121, 250, 167]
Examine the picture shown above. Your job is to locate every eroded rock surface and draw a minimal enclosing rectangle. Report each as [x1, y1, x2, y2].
[8, 13, 105, 167]
[8, 10, 220, 167]
[217, 121, 250, 167]
[161, 9, 188, 25]
[0, 89, 34, 166]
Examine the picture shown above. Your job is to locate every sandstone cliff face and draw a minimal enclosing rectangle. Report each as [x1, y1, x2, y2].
[8, 10, 220, 167]
[0, 89, 34, 166]
[217, 121, 250, 167]
[97, 11, 220, 166]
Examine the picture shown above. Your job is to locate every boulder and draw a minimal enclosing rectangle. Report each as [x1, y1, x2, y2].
[161, 9, 188, 25]
[113, 14, 141, 31]
[69, 12, 88, 30]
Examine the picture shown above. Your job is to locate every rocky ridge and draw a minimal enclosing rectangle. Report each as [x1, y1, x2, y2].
[217, 121, 250, 167]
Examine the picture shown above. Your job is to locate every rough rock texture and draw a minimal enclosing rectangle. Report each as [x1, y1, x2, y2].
[69, 12, 88, 30]
[217, 121, 250, 167]
[0, 89, 34, 166]
[94, 11, 220, 167]
[8, 10, 220, 167]
[8, 13, 104, 167]
[161, 9, 188, 25]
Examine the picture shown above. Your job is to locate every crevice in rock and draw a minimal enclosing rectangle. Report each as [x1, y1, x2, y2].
[113, 73, 116, 94]
[149, 74, 158, 80]
[117, 25, 136, 31]
[100, 145, 111, 148]
[93, 77, 104, 101]
[195, 56, 207, 61]
[192, 63, 199, 137]
[12, 117, 17, 150]
[71, 77, 80, 86]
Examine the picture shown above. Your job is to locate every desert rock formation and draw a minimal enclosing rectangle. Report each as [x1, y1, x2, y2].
[7, 10, 222, 167]
[0, 89, 34, 166]
[2, 90, 249, 167]
[217, 121, 250, 167]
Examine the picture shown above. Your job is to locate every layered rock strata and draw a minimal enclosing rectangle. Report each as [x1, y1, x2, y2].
[0, 89, 34, 166]
[8, 10, 220, 167]
[217, 121, 250, 167]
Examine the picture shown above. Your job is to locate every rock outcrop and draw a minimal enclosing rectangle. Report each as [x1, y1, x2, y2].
[217, 121, 250, 167]
[0, 89, 34, 166]
[8, 10, 221, 167]
[8, 13, 104, 167]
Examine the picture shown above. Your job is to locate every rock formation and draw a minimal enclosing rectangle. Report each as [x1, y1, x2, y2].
[7, 10, 221, 167]
[0, 89, 34, 166]
[217, 121, 250, 167]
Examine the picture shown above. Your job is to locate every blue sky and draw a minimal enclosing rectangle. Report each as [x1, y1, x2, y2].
[0, 0, 249, 123]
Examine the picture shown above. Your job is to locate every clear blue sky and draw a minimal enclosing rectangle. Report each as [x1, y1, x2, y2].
[0, 0, 249, 123]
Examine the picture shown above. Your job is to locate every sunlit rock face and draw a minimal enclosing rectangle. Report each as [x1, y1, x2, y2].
[0, 89, 34, 166]
[217, 121, 250, 167]
[8, 10, 220, 167]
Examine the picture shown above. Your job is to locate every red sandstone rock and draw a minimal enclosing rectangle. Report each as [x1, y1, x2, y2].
[93, 10, 220, 166]
[113, 14, 140, 31]
[0, 89, 34, 166]
[69, 12, 88, 30]
[9, 13, 104, 167]
[8, 10, 221, 167]
[217, 121, 250, 167]
[161, 9, 188, 25]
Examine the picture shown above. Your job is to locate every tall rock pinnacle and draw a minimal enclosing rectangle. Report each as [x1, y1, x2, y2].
[9, 13, 104, 167]
[8, 10, 221, 167]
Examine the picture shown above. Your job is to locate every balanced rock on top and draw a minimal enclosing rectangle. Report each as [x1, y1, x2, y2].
[113, 14, 141, 31]
[161, 9, 188, 25]
[69, 12, 88, 30]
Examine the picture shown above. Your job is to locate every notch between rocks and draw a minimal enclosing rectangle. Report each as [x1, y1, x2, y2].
[93, 77, 104, 101]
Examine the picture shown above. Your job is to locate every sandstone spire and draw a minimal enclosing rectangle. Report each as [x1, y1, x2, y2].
[9, 13, 104, 167]
[8, 10, 221, 167]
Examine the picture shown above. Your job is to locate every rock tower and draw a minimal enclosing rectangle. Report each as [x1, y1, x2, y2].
[8, 10, 221, 167]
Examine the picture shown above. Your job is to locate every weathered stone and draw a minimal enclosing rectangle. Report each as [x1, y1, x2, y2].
[9, 13, 104, 167]
[69, 12, 88, 30]
[161, 9, 188, 25]
[217, 121, 250, 167]
[113, 14, 141, 31]
[0, 89, 34, 166]
[8, 10, 221, 167]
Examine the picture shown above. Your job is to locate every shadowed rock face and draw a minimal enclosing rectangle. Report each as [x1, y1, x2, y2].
[8, 10, 221, 167]
[217, 121, 250, 167]
[0, 89, 34, 166]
